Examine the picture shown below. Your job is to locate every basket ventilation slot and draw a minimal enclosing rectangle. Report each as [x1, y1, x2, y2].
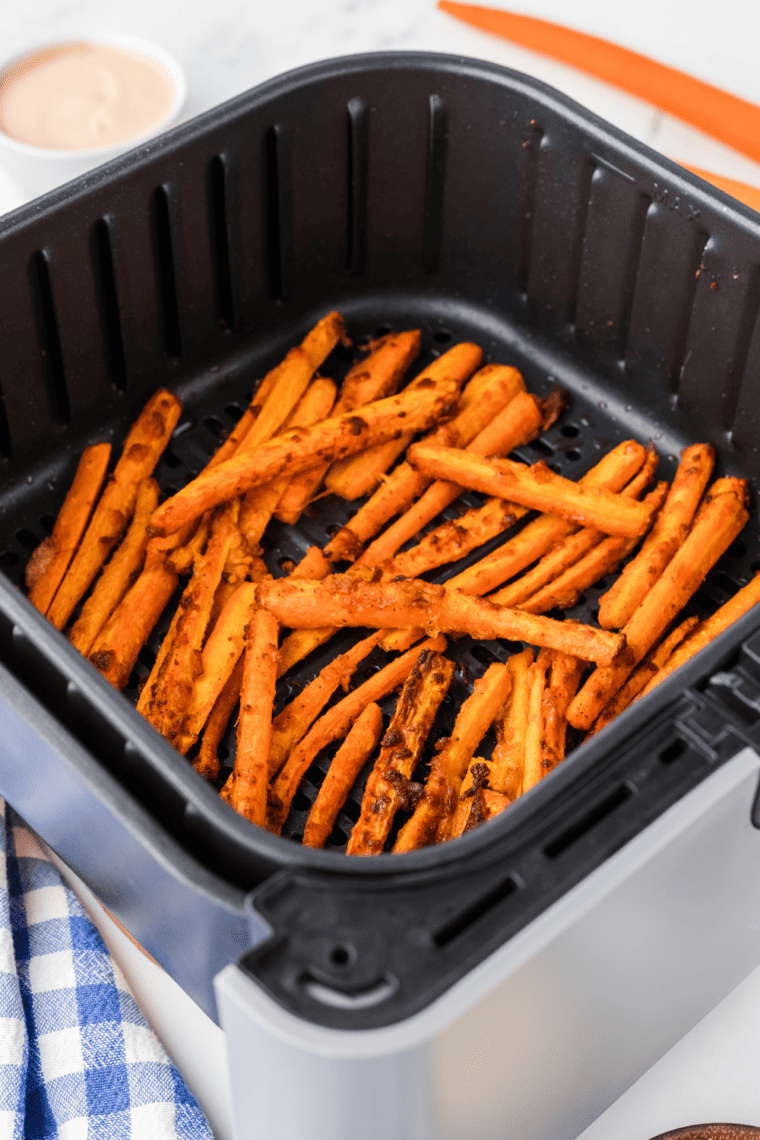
[433, 873, 519, 947]
[152, 186, 182, 359]
[346, 98, 369, 274]
[264, 124, 294, 301]
[91, 219, 127, 392]
[544, 783, 632, 859]
[517, 119, 543, 293]
[422, 94, 447, 274]
[209, 156, 235, 330]
[31, 250, 69, 425]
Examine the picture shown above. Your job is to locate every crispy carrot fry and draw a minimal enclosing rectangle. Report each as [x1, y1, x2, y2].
[220, 608, 279, 825]
[638, 572, 760, 700]
[521, 656, 550, 794]
[568, 477, 749, 729]
[277, 627, 336, 677]
[324, 373, 532, 562]
[464, 786, 512, 834]
[48, 389, 181, 629]
[267, 635, 447, 834]
[173, 581, 259, 756]
[275, 331, 421, 524]
[149, 380, 460, 537]
[258, 573, 625, 664]
[289, 546, 333, 581]
[489, 649, 534, 798]
[589, 615, 700, 736]
[518, 482, 669, 614]
[89, 557, 180, 690]
[27, 443, 111, 616]
[302, 702, 385, 849]
[387, 497, 524, 580]
[238, 377, 337, 542]
[450, 758, 491, 839]
[407, 443, 651, 537]
[598, 443, 715, 629]
[206, 533, 261, 636]
[69, 479, 159, 657]
[347, 650, 454, 855]
[394, 661, 513, 851]
[194, 656, 244, 780]
[540, 648, 585, 773]
[267, 632, 381, 780]
[324, 343, 482, 500]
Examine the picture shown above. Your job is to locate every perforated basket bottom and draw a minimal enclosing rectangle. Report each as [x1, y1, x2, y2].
[1, 312, 755, 852]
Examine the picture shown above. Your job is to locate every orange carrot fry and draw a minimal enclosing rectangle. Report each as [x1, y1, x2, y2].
[518, 482, 669, 614]
[267, 632, 381, 780]
[324, 342, 482, 500]
[302, 702, 384, 849]
[194, 656, 245, 780]
[258, 573, 625, 665]
[48, 390, 182, 630]
[347, 650, 455, 855]
[598, 443, 715, 629]
[638, 572, 760, 701]
[27, 442, 111, 617]
[149, 380, 460, 537]
[450, 758, 492, 839]
[522, 656, 550, 793]
[589, 615, 700, 736]
[277, 627, 337, 678]
[568, 477, 749, 729]
[267, 635, 447, 834]
[387, 497, 524, 580]
[407, 443, 651, 537]
[394, 660, 513, 851]
[275, 331, 422, 524]
[220, 608, 279, 825]
[89, 557, 179, 690]
[69, 478, 159, 657]
[540, 648, 585, 773]
[173, 581, 259, 756]
[488, 649, 534, 797]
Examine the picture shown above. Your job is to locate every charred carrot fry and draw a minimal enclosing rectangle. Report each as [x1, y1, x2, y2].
[69, 478, 159, 657]
[173, 581, 259, 756]
[220, 608, 279, 825]
[48, 389, 182, 629]
[275, 331, 421, 524]
[598, 444, 715, 629]
[302, 702, 385, 849]
[194, 656, 245, 780]
[450, 758, 492, 839]
[27, 443, 111, 617]
[519, 482, 669, 614]
[149, 380, 460, 537]
[267, 632, 381, 780]
[258, 573, 625, 665]
[324, 343, 482, 500]
[488, 649, 534, 798]
[394, 661, 513, 851]
[638, 573, 760, 701]
[347, 650, 455, 855]
[267, 635, 447, 834]
[387, 497, 523, 580]
[589, 615, 700, 736]
[407, 443, 651, 537]
[540, 648, 585, 773]
[568, 478, 749, 730]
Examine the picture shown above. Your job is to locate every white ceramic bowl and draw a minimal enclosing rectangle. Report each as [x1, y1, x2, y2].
[0, 32, 187, 198]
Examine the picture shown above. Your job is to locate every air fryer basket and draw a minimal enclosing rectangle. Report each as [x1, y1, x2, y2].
[1, 52, 760, 1025]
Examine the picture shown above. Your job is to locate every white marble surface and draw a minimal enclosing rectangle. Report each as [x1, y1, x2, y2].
[4, 2, 760, 1138]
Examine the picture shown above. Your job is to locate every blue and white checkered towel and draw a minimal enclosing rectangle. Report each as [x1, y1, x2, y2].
[0, 800, 213, 1140]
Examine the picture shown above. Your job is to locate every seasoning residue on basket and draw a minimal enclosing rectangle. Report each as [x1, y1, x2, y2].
[0, 42, 176, 150]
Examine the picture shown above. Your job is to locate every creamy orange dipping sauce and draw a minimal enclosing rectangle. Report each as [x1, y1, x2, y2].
[0, 42, 176, 151]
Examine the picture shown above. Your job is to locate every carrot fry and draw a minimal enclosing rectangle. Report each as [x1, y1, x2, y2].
[220, 608, 279, 825]
[518, 482, 669, 614]
[289, 545, 333, 581]
[194, 656, 245, 780]
[540, 648, 585, 773]
[267, 635, 447, 834]
[598, 443, 715, 629]
[394, 660, 513, 851]
[48, 389, 182, 629]
[275, 331, 421, 525]
[407, 443, 652, 537]
[89, 557, 180, 690]
[387, 497, 524, 580]
[638, 572, 760, 700]
[324, 343, 482, 500]
[258, 573, 625, 665]
[277, 627, 337, 678]
[567, 477, 749, 729]
[267, 632, 381, 780]
[173, 581, 259, 756]
[489, 649, 534, 798]
[27, 443, 111, 616]
[522, 656, 550, 794]
[589, 615, 700, 736]
[302, 702, 385, 849]
[347, 650, 455, 855]
[149, 380, 461, 537]
[69, 478, 159, 657]
[325, 374, 533, 562]
[450, 758, 491, 839]
[206, 533, 262, 636]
